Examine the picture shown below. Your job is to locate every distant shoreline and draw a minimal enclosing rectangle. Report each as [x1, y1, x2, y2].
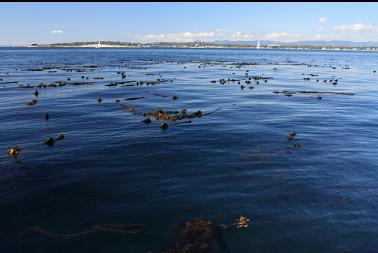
[1, 46, 378, 52]
[8, 40, 377, 52]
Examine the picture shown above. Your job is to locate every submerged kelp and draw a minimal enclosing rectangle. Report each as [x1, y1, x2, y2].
[159, 217, 250, 253]
[20, 224, 144, 239]
[159, 220, 216, 253]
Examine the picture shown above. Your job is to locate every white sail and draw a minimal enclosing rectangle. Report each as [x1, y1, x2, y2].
[256, 40, 261, 49]
[96, 41, 101, 48]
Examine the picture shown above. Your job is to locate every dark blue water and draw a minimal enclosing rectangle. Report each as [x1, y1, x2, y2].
[1, 48, 378, 253]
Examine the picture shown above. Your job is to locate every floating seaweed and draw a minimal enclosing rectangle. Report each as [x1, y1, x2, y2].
[23, 65, 72, 72]
[7, 145, 22, 164]
[158, 216, 248, 253]
[273, 90, 354, 96]
[233, 62, 258, 68]
[27, 99, 38, 106]
[20, 81, 97, 89]
[82, 65, 99, 68]
[45, 137, 55, 146]
[235, 216, 250, 229]
[62, 68, 95, 73]
[0, 81, 18, 85]
[45, 134, 65, 147]
[144, 108, 203, 122]
[142, 118, 152, 124]
[7, 146, 21, 157]
[159, 220, 215, 253]
[105, 81, 135, 87]
[161, 122, 169, 130]
[56, 134, 65, 141]
[288, 131, 297, 141]
[20, 224, 144, 239]
[273, 90, 295, 96]
[125, 96, 144, 101]
[298, 90, 353, 95]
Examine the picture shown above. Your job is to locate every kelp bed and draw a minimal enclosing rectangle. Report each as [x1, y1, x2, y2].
[4, 59, 357, 163]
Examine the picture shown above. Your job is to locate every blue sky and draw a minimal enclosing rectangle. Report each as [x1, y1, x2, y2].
[1, 2, 378, 45]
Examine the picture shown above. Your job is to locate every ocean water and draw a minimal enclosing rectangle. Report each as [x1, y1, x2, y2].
[0, 48, 378, 253]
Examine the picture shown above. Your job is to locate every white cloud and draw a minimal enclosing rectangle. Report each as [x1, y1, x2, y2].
[333, 23, 378, 32]
[137, 30, 305, 42]
[317, 17, 327, 33]
[231, 32, 255, 40]
[135, 26, 378, 43]
[51, 29, 63, 34]
[319, 17, 327, 23]
[232, 31, 302, 41]
[310, 32, 372, 41]
[136, 31, 216, 42]
[262, 32, 302, 41]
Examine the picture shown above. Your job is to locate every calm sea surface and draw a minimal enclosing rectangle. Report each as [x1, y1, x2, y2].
[1, 48, 378, 253]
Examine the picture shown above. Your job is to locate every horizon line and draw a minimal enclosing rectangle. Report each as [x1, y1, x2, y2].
[3, 39, 378, 47]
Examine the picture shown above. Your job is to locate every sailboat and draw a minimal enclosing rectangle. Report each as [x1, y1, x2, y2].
[256, 40, 261, 49]
[95, 41, 101, 48]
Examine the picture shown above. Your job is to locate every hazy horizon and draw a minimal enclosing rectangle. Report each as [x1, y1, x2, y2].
[1, 2, 378, 46]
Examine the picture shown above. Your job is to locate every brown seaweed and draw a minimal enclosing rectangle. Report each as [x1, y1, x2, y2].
[143, 108, 203, 122]
[27, 99, 38, 106]
[45, 134, 65, 147]
[20, 224, 143, 239]
[125, 96, 144, 101]
[0, 81, 18, 84]
[273, 90, 354, 96]
[7, 146, 21, 157]
[287, 131, 297, 141]
[298, 90, 352, 95]
[159, 220, 215, 253]
[105, 80, 135, 87]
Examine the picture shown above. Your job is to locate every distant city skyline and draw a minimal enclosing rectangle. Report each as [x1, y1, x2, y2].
[1, 2, 378, 45]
